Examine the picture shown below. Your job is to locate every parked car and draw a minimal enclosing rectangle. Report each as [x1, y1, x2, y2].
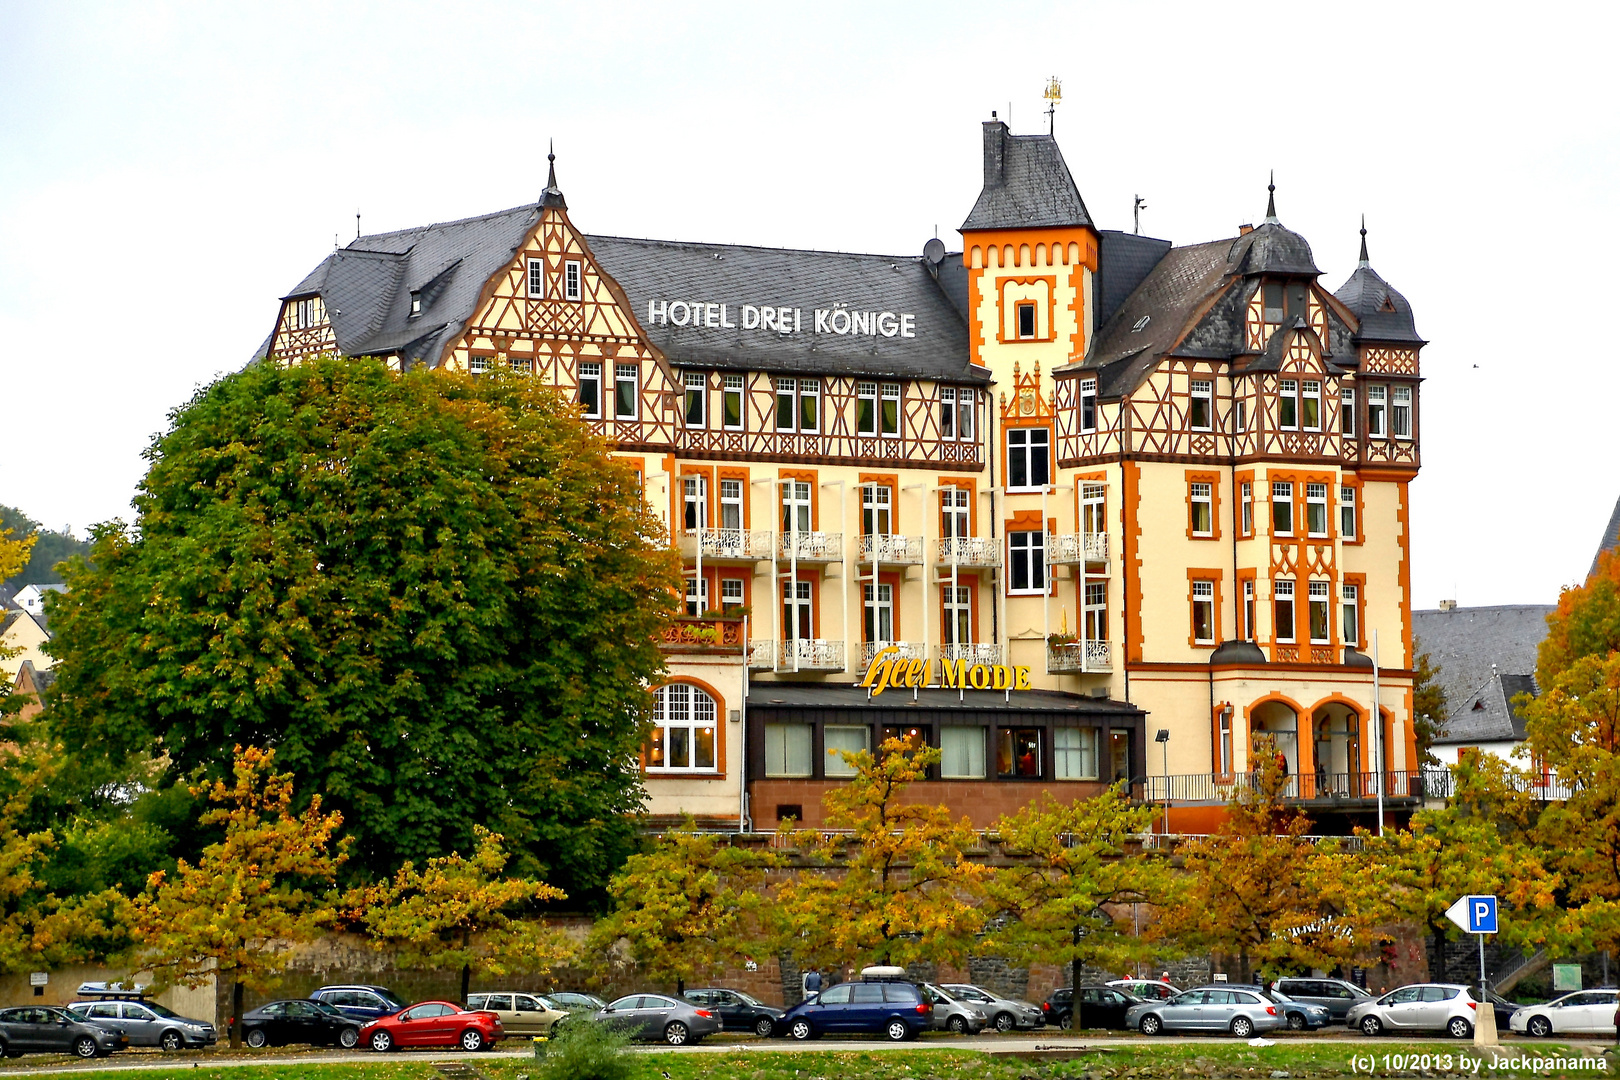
[682, 987, 784, 1037]
[781, 970, 932, 1042]
[1510, 989, 1619, 1037]
[0, 1006, 127, 1059]
[1126, 986, 1285, 1037]
[67, 997, 217, 1050]
[1268, 977, 1372, 1021]
[239, 999, 363, 1049]
[588, 994, 720, 1045]
[1041, 987, 1072, 1028]
[465, 993, 568, 1036]
[546, 992, 608, 1013]
[940, 983, 1045, 1032]
[360, 1000, 502, 1052]
[922, 983, 987, 1034]
[1108, 978, 1178, 1001]
[1260, 988, 1333, 1031]
[1345, 983, 1479, 1039]
[309, 985, 409, 1023]
[1038, 986, 1140, 1030]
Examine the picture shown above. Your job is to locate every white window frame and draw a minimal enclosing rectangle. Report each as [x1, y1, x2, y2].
[722, 374, 745, 431]
[468, 355, 491, 374]
[1240, 481, 1254, 536]
[1190, 481, 1214, 537]
[1306, 482, 1329, 538]
[943, 585, 972, 645]
[527, 257, 545, 299]
[720, 478, 743, 532]
[1218, 708, 1234, 774]
[1271, 480, 1294, 536]
[862, 483, 892, 536]
[1274, 579, 1296, 643]
[781, 480, 812, 534]
[1367, 385, 1387, 438]
[682, 475, 707, 534]
[684, 574, 710, 617]
[1340, 387, 1356, 436]
[1054, 727, 1098, 780]
[1308, 580, 1331, 644]
[578, 361, 602, 419]
[880, 382, 901, 438]
[764, 723, 812, 778]
[1243, 579, 1255, 641]
[957, 388, 975, 441]
[1080, 378, 1097, 434]
[683, 371, 707, 429]
[720, 576, 745, 611]
[939, 386, 956, 440]
[648, 683, 718, 772]
[1339, 485, 1357, 540]
[1006, 427, 1051, 491]
[614, 363, 639, 420]
[1008, 530, 1047, 595]
[1190, 379, 1213, 432]
[941, 487, 970, 540]
[564, 260, 582, 301]
[856, 381, 878, 436]
[1392, 385, 1412, 440]
[1278, 378, 1299, 430]
[1016, 301, 1037, 339]
[863, 582, 894, 644]
[1192, 580, 1216, 644]
[1341, 583, 1360, 646]
[1302, 380, 1321, 431]
[1083, 581, 1107, 642]
[1235, 397, 1248, 434]
[782, 578, 813, 640]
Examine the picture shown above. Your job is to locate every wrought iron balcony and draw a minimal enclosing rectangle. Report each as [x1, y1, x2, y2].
[1046, 639, 1112, 674]
[858, 640, 928, 668]
[934, 536, 1003, 568]
[1418, 767, 1574, 801]
[777, 531, 843, 564]
[858, 533, 924, 565]
[749, 638, 846, 672]
[1139, 770, 1429, 804]
[661, 617, 746, 654]
[1047, 531, 1110, 569]
[678, 528, 775, 563]
[934, 642, 1003, 667]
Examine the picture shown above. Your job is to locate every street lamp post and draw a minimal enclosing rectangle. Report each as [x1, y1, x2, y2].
[1155, 728, 1171, 835]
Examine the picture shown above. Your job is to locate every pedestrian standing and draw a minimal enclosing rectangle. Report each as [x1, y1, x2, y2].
[803, 969, 822, 995]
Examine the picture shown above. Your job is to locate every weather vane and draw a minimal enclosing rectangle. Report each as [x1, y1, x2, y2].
[1044, 76, 1061, 135]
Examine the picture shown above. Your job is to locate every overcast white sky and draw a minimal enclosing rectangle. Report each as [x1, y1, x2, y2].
[1, 1, 1615, 609]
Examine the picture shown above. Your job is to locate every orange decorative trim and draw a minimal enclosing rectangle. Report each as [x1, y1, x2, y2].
[857, 472, 901, 536]
[1397, 481, 1412, 669]
[996, 276, 1058, 344]
[778, 468, 819, 530]
[718, 466, 751, 529]
[1124, 461, 1144, 665]
[1186, 567, 1225, 648]
[1184, 469, 1222, 541]
[646, 674, 729, 778]
[940, 476, 979, 535]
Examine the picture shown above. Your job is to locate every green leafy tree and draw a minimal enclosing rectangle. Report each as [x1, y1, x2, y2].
[985, 788, 1170, 1025]
[0, 505, 84, 588]
[45, 357, 680, 896]
[1153, 738, 1369, 982]
[590, 822, 779, 993]
[130, 745, 346, 1046]
[355, 825, 571, 1005]
[0, 524, 37, 742]
[1411, 649, 1449, 767]
[773, 736, 987, 972]
[1519, 548, 1620, 953]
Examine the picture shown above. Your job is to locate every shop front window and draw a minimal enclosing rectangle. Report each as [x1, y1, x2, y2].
[997, 728, 1041, 778]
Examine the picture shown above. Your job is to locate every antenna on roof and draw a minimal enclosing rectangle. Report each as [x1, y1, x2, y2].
[1358, 214, 1370, 267]
[1264, 171, 1279, 224]
[356, 209, 361, 240]
[1133, 194, 1147, 235]
[1043, 76, 1061, 135]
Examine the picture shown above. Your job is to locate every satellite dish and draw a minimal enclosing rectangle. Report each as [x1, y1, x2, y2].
[923, 238, 946, 266]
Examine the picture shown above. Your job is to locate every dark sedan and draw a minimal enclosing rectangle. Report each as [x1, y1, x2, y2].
[240, 999, 363, 1049]
[682, 987, 784, 1037]
[1041, 986, 1141, 1030]
[0, 1006, 127, 1059]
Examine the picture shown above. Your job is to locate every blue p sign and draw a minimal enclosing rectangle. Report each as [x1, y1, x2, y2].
[1468, 895, 1499, 934]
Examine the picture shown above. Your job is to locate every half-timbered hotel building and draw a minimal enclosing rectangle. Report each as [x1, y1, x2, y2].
[261, 118, 1426, 834]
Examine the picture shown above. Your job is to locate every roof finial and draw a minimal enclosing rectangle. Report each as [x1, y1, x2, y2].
[1264, 170, 1278, 224]
[541, 139, 567, 210]
[1358, 214, 1370, 268]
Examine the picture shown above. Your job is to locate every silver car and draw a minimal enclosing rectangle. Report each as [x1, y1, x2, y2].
[67, 999, 216, 1050]
[1345, 983, 1479, 1039]
[588, 994, 722, 1045]
[1126, 986, 1284, 1037]
[922, 983, 987, 1035]
[941, 983, 1045, 1032]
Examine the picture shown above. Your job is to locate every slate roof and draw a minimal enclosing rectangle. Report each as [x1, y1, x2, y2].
[584, 236, 981, 382]
[1433, 673, 1537, 745]
[1096, 231, 1173, 332]
[1412, 604, 1554, 716]
[1334, 265, 1423, 344]
[962, 121, 1093, 232]
[745, 682, 1142, 716]
[1592, 494, 1620, 578]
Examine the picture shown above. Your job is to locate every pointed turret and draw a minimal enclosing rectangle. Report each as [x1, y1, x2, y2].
[541, 141, 567, 210]
[1264, 171, 1279, 224]
[1334, 218, 1423, 343]
[1357, 214, 1370, 268]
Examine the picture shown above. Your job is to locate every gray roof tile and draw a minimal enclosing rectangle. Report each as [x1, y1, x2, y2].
[1434, 672, 1537, 745]
[1592, 494, 1620, 578]
[962, 121, 1093, 232]
[1413, 604, 1554, 717]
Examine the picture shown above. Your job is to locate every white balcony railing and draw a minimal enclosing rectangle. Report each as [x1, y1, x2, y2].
[1047, 532, 1111, 566]
[934, 536, 1003, 568]
[934, 642, 1004, 667]
[859, 640, 928, 668]
[678, 528, 775, 562]
[773, 638, 846, 671]
[1048, 639, 1113, 674]
[859, 533, 923, 564]
[1085, 639, 1113, 670]
[777, 531, 843, 562]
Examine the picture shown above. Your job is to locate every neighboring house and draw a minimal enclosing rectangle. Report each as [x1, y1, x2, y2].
[10, 659, 55, 725]
[1413, 603, 1552, 721]
[0, 605, 51, 678]
[12, 583, 65, 622]
[1429, 671, 1536, 766]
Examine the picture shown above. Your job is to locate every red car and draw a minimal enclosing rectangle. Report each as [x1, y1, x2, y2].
[359, 1001, 502, 1052]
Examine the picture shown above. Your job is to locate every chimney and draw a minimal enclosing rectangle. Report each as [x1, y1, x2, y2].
[1238, 224, 1255, 236]
[1438, 599, 1458, 612]
[983, 115, 1009, 188]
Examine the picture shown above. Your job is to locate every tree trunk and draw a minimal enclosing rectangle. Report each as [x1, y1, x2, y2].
[231, 980, 244, 1049]
[460, 963, 471, 1007]
[1071, 947, 1084, 1029]
[677, 977, 685, 995]
[1238, 947, 1251, 986]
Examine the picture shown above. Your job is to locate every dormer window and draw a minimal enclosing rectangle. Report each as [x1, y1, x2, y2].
[1017, 302, 1036, 339]
[1131, 315, 1151, 332]
[409, 291, 422, 318]
[1263, 283, 1283, 323]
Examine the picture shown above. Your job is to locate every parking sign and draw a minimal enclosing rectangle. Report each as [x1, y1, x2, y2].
[1444, 894, 1498, 934]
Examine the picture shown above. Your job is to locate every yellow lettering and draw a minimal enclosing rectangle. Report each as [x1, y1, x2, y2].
[1014, 666, 1032, 691]
[861, 646, 901, 695]
[906, 657, 928, 687]
[940, 658, 968, 688]
[992, 664, 1011, 690]
[969, 664, 990, 690]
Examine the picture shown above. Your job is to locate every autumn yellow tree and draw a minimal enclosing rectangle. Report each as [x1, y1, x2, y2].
[773, 736, 987, 973]
[130, 746, 346, 1046]
[1153, 738, 1369, 982]
[0, 524, 36, 741]
[590, 822, 779, 995]
[356, 826, 570, 1005]
[985, 787, 1170, 1026]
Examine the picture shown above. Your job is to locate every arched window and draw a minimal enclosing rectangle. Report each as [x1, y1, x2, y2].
[648, 683, 718, 772]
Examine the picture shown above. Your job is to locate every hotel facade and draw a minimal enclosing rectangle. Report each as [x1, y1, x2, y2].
[262, 119, 1426, 834]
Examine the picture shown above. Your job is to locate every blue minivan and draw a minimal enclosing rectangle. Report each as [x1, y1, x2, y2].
[781, 967, 931, 1041]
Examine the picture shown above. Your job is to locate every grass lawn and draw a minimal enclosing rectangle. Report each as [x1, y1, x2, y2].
[1, 1042, 1611, 1079]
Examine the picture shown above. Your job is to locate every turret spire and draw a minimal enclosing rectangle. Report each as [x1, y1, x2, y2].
[541, 139, 567, 210]
[1264, 170, 1279, 224]
[1358, 214, 1370, 268]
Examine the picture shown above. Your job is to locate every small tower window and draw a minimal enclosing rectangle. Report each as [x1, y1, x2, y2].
[1017, 302, 1036, 339]
[1263, 283, 1284, 323]
[409, 291, 422, 318]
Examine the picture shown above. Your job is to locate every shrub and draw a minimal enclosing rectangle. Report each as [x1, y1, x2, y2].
[537, 1019, 639, 1080]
